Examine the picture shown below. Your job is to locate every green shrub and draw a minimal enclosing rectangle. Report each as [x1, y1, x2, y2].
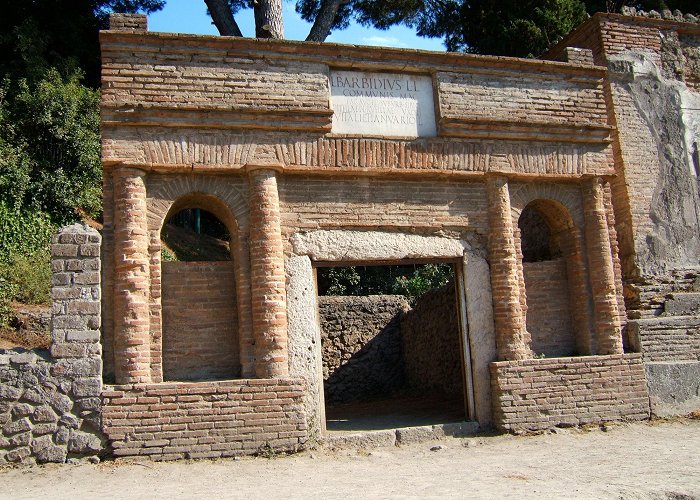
[0, 202, 54, 264]
[0, 248, 52, 328]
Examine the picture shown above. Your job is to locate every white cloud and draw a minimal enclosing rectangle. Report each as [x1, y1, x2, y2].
[361, 35, 409, 48]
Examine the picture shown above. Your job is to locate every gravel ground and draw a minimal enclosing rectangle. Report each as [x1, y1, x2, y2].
[3, 418, 699, 499]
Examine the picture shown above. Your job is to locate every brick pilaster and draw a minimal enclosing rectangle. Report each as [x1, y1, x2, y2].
[582, 177, 624, 355]
[486, 176, 532, 360]
[247, 166, 289, 377]
[112, 167, 151, 384]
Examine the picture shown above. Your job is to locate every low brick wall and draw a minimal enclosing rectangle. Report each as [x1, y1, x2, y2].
[102, 378, 307, 460]
[491, 354, 650, 432]
[318, 295, 408, 404]
[628, 317, 700, 362]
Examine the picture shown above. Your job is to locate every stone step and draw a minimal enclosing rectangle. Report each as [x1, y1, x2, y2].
[322, 421, 480, 450]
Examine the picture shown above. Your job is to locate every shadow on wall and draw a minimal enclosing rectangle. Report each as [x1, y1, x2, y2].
[320, 296, 408, 405]
[319, 282, 462, 406]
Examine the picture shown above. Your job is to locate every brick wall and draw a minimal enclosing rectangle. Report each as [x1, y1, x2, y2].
[101, 42, 328, 111]
[600, 18, 663, 66]
[437, 71, 607, 126]
[318, 295, 408, 404]
[161, 261, 240, 381]
[279, 175, 488, 240]
[101, 379, 307, 460]
[629, 317, 700, 362]
[523, 259, 576, 357]
[491, 354, 650, 432]
[401, 283, 463, 398]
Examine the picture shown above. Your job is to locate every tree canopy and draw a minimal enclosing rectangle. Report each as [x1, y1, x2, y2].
[0, 0, 164, 88]
[203, 0, 698, 57]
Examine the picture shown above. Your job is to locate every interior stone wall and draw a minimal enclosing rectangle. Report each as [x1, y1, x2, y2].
[401, 283, 464, 398]
[318, 295, 409, 404]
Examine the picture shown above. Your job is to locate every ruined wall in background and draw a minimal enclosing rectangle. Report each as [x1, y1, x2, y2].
[318, 295, 409, 404]
[0, 224, 103, 464]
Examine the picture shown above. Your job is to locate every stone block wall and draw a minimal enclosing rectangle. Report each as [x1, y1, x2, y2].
[101, 379, 307, 460]
[318, 295, 409, 404]
[0, 224, 103, 464]
[491, 354, 650, 432]
[401, 283, 463, 398]
[161, 261, 240, 381]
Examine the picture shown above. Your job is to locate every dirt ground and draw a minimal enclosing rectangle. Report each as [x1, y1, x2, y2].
[3, 419, 699, 499]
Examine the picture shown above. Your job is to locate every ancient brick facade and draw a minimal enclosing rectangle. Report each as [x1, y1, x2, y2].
[95, 12, 664, 449]
[546, 12, 700, 421]
[5, 12, 700, 464]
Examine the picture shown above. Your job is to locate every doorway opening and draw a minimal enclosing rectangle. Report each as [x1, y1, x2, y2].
[315, 261, 471, 432]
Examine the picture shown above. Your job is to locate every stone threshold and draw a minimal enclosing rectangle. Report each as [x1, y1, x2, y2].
[321, 421, 480, 449]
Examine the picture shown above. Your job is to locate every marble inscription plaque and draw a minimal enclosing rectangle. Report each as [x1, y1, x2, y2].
[329, 70, 436, 137]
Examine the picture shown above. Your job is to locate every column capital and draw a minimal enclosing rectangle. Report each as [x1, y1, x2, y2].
[245, 162, 284, 174]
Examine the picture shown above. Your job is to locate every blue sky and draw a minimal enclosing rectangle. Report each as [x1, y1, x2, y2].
[148, 0, 445, 51]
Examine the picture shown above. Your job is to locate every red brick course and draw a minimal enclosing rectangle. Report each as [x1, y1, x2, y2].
[102, 379, 307, 460]
[491, 354, 650, 432]
[161, 261, 240, 381]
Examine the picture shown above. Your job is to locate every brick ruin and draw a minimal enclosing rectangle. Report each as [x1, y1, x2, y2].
[1, 11, 699, 463]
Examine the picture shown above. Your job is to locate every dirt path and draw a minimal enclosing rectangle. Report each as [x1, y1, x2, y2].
[4, 419, 699, 499]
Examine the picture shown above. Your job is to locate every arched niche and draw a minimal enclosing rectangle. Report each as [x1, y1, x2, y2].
[160, 192, 242, 381]
[518, 199, 588, 357]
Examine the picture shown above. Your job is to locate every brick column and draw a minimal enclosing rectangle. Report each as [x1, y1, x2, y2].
[247, 165, 289, 378]
[582, 177, 623, 355]
[486, 176, 532, 360]
[112, 167, 151, 384]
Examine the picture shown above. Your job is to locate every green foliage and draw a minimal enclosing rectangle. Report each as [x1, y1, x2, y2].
[391, 264, 453, 301]
[8, 250, 52, 305]
[0, 248, 52, 327]
[317, 263, 453, 303]
[0, 203, 55, 265]
[411, 0, 590, 57]
[321, 267, 362, 296]
[296, 0, 697, 57]
[1, 70, 103, 226]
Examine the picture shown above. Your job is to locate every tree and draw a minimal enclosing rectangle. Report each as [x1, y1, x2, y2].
[204, 0, 425, 42]
[203, 0, 698, 55]
[0, 0, 165, 88]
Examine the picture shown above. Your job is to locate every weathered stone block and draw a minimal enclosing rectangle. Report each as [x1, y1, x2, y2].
[47, 391, 73, 414]
[36, 444, 67, 463]
[73, 378, 102, 397]
[0, 385, 22, 401]
[32, 404, 58, 423]
[67, 431, 102, 454]
[5, 446, 31, 463]
[10, 431, 32, 447]
[3, 417, 32, 435]
[10, 403, 34, 418]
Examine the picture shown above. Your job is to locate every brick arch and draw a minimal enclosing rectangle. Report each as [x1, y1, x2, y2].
[144, 174, 254, 383]
[146, 174, 248, 234]
[509, 184, 595, 358]
[509, 183, 584, 230]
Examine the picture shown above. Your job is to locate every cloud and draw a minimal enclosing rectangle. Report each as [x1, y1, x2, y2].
[361, 35, 408, 48]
